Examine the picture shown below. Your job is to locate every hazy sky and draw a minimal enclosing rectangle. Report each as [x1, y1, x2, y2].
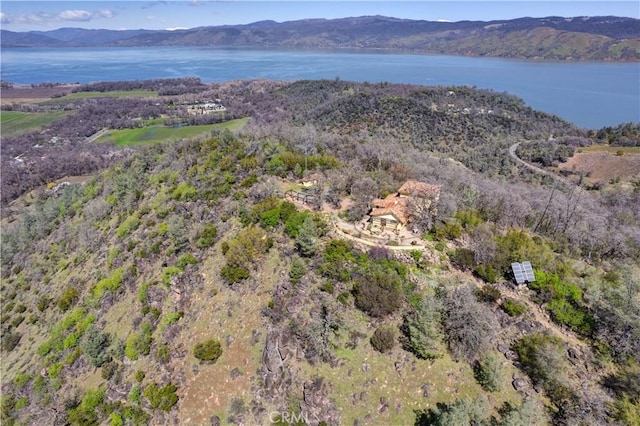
[1, 1, 638, 32]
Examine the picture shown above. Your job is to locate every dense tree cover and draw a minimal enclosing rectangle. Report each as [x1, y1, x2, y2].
[71, 77, 207, 95]
[593, 122, 640, 146]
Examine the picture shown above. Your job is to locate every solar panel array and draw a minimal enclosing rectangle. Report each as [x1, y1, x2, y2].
[511, 261, 536, 284]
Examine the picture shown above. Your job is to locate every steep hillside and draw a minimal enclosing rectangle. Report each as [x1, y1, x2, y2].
[2, 79, 639, 425]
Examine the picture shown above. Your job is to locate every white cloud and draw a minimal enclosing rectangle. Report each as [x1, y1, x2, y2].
[1, 8, 116, 26]
[96, 9, 116, 19]
[190, 0, 204, 6]
[58, 10, 93, 22]
[147, 15, 156, 21]
[165, 26, 189, 31]
[436, 19, 452, 22]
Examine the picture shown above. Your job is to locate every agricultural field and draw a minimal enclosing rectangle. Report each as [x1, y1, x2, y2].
[558, 144, 640, 186]
[0, 110, 68, 136]
[95, 118, 249, 146]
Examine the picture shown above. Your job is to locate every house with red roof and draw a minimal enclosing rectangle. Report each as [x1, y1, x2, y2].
[369, 180, 440, 232]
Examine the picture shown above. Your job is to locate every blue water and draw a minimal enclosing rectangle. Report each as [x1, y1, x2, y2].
[1, 47, 638, 128]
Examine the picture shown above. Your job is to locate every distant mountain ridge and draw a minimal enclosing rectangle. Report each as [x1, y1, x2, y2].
[2, 15, 639, 60]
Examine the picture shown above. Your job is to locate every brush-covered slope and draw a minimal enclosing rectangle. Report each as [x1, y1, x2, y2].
[271, 79, 577, 175]
[2, 118, 640, 425]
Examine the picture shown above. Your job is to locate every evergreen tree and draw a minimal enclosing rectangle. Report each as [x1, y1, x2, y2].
[296, 216, 318, 257]
[401, 294, 444, 360]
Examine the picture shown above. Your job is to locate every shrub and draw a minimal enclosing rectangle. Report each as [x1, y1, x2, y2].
[161, 266, 182, 285]
[13, 373, 30, 389]
[450, 248, 476, 271]
[500, 298, 527, 317]
[81, 326, 112, 367]
[370, 324, 397, 353]
[196, 224, 218, 249]
[176, 253, 198, 269]
[475, 264, 499, 283]
[320, 282, 334, 294]
[156, 342, 170, 364]
[57, 286, 79, 311]
[513, 332, 572, 402]
[240, 173, 258, 188]
[473, 353, 504, 392]
[2, 332, 21, 352]
[101, 362, 117, 380]
[337, 292, 350, 306]
[223, 226, 269, 270]
[320, 239, 355, 282]
[220, 241, 230, 255]
[125, 326, 152, 361]
[93, 268, 124, 299]
[260, 208, 281, 229]
[171, 182, 198, 201]
[110, 412, 124, 426]
[416, 396, 491, 425]
[67, 388, 106, 425]
[454, 209, 484, 229]
[476, 285, 501, 303]
[220, 265, 251, 284]
[47, 362, 64, 379]
[193, 339, 223, 362]
[143, 382, 178, 411]
[434, 222, 463, 240]
[284, 211, 311, 237]
[116, 214, 140, 238]
[546, 298, 594, 336]
[37, 296, 52, 312]
[353, 267, 403, 318]
[289, 257, 306, 284]
[14, 397, 28, 411]
[410, 250, 422, 262]
[135, 370, 145, 383]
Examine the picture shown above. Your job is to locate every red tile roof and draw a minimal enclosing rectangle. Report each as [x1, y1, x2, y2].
[398, 180, 440, 199]
[370, 194, 409, 224]
[370, 180, 440, 225]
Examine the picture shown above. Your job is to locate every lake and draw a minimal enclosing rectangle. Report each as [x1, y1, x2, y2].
[1, 47, 638, 129]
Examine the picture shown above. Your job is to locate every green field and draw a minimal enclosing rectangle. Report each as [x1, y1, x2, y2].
[96, 118, 249, 147]
[60, 90, 158, 100]
[0, 110, 68, 136]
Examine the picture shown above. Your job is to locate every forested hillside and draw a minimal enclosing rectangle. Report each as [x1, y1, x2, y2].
[2, 15, 639, 61]
[1, 79, 639, 425]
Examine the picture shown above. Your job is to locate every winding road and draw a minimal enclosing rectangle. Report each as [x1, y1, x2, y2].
[508, 141, 577, 187]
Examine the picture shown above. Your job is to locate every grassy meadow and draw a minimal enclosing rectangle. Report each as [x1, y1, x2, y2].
[1, 110, 68, 136]
[96, 118, 250, 147]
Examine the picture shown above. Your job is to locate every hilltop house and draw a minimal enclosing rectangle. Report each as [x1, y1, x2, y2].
[369, 180, 440, 233]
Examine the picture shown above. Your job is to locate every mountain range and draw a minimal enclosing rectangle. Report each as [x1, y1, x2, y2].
[2, 15, 639, 60]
